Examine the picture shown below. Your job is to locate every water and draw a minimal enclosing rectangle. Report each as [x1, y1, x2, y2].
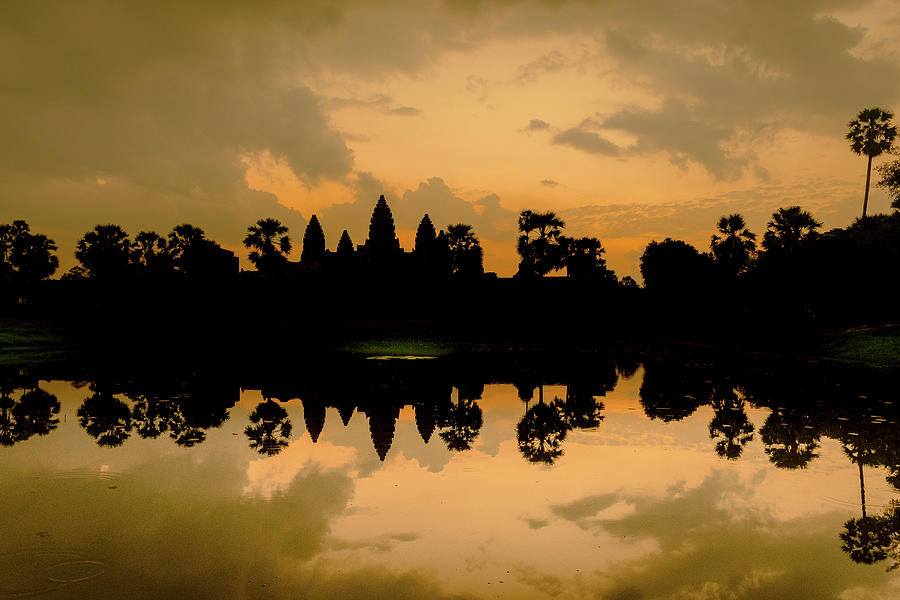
[1, 354, 899, 599]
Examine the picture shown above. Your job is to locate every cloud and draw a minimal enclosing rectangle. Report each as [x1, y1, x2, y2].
[525, 119, 552, 132]
[539, 179, 559, 187]
[549, 471, 896, 599]
[319, 175, 517, 249]
[326, 94, 423, 116]
[552, 127, 621, 156]
[0, 1, 360, 268]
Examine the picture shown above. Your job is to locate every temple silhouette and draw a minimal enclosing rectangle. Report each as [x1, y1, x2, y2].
[296, 194, 467, 280]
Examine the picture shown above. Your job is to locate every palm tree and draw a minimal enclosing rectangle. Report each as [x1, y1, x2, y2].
[445, 223, 483, 278]
[761, 206, 822, 255]
[847, 107, 897, 218]
[74, 224, 132, 279]
[244, 218, 291, 274]
[710, 214, 756, 277]
[517, 210, 566, 277]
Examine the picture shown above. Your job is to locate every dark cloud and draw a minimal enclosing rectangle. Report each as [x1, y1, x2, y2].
[539, 179, 559, 187]
[525, 119, 552, 132]
[552, 127, 621, 155]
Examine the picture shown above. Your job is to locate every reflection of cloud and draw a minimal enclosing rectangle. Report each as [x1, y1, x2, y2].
[243, 437, 358, 499]
[549, 471, 895, 599]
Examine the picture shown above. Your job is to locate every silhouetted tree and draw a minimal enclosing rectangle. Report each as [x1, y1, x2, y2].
[847, 107, 897, 217]
[0, 221, 58, 285]
[877, 158, 900, 209]
[168, 224, 233, 279]
[561, 236, 616, 282]
[438, 397, 483, 452]
[130, 231, 173, 277]
[246, 218, 292, 274]
[639, 238, 711, 294]
[759, 409, 821, 469]
[707, 385, 754, 460]
[841, 516, 892, 565]
[245, 400, 293, 456]
[761, 206, 822, 256]
[517, 210, 565, 277]
[0, 387, 60, 445]
[77, 390, 133, 447]
[74, 224, 131, 280]
[559, 386, 605, 430]
[517, 398, 568, 464]
[445, 223, 483, 279]
[710, 214, 756, 278]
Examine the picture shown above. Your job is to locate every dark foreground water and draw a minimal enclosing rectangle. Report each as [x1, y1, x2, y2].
[1, 353, 899, 599]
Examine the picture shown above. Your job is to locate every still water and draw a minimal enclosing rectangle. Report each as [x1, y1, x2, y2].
[2, 354, 899, 599]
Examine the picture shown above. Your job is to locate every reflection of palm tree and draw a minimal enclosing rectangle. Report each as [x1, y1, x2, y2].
[708, 385, 754, 460]
[438, 397, 483, 452]
[0, 387, 61, 445]
[759, 409, 820, 469]
[841, 516, 892, 565]
[516, 398, 569, 464]
[559, 386, 604, 430]
[245, 400, 293, 456]
[77, 391, 133, 447]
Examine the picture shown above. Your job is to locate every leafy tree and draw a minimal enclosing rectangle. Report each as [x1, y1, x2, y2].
[877, 158, 900, 209]
[245, 400, 293, 456]
[168, 224, 231, 278]
[445, 223, 483, 279]
[707, 385, 754, 460]
[761, 206, 822, 256]
[74, 224, 132, 280]
[77, 390, 133, 447]
[438, 397, 483, 452]
[245, 218, 292, 273]
[847, 107, 897, 217]
[0, 387, 60, 446]
[639, 238, 711, 293]
[130, 231, 173, 276]
[759, 409, 821, 469]
[710, 214, 756, 277]
[562, 236, 615, 281]
[516, 399, 569, 464]
[0, 220, 58, 284]
[517, 210, 566, 277]
[841, 516, 892, 565]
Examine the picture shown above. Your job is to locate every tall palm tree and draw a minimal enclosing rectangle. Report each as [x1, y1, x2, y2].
[847, 107, 897, 218]
[244, 218, 291, 274]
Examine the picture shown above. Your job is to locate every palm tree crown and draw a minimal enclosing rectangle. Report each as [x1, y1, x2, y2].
[244, 218, 291, 271]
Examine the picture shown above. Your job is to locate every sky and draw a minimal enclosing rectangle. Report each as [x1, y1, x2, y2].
[3, 0, 900, 278]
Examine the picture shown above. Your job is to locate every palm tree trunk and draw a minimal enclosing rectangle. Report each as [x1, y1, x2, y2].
[859, 461, 867, 519]
[863, 155, 873, 218]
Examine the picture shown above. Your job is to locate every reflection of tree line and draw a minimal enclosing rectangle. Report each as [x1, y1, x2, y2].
[638, 356, 900, 571]
[8, 357, 900, 569]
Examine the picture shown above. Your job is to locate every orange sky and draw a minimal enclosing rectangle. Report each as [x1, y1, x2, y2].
[2, 1, 900, 278]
